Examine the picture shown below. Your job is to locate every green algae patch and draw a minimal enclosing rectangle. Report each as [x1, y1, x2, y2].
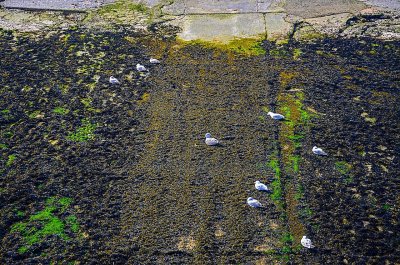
[335, 161, 352, 175]
[67, 118, 97, 142]
[271, 89, 313, 250]
[267, 157, 284, 209]
[53, 107, 70, 115]
[293, 48, 302, 60]
[66, 215, 79, 233]
[177, 37, 266, 56]
[279, 71, 298, 89]
[10, 197, 79, 254]
[99, 1, 148, 15]
[28, 110, 43, 119]
[85, 0, 150, 24]
[226, 38, 266, 56]
[6, 154, 16, 167]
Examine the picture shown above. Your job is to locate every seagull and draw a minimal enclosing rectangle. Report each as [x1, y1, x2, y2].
[247, 197, 262, 208]
[149, 58, 160, 64]
[312, 146, 327, 156]
[136, 63, 147, 72]
[205, 133, 219, 146]
[109, 76, 120, 84]
[267, 112, 285, 120]
[301, 236, 315, 248]
[255, 181, 269, 191]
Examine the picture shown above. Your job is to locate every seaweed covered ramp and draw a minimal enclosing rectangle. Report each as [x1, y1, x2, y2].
[115, 43, 277, 264]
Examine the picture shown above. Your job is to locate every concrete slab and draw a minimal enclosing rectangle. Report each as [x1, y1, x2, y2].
[173, 13, 266, 43]
[134, 0, 164, 8]
[264, 12, 292, 40]
[161, 0, 185, 15]
[257, 0, 285, 13]
[1, 0, 114, 11]
[305, 13, 353, 35]
[184, 0, 258, 14]
[285, 0, 366, 18]
[361, 0, 400, 10]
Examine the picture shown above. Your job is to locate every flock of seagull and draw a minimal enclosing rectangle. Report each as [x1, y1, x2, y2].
[109, 57, 320, 249]
[109, 57, 160, 84]
[205, 111, 325, 249]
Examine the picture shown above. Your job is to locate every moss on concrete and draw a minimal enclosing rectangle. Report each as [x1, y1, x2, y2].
[177, 37, 266, 56]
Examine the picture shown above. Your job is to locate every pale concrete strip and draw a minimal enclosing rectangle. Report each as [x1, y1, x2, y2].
[172, 13, 266, 43]
[184, 0, 258, 14]
[162, 0, 287, 15]
[361, 0, 400, 10]
[257, 0, 285, 13]
[161, 0, 186, 15]
[264, 12, 292, 41]
[1, 0, 114, 11]
[284, 0, 366, 18]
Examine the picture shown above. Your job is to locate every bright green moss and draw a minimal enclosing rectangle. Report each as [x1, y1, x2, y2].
[281, 233, 294, 244]
[10, 197, 79, 253]
[269, 48, 289, 57]
[16, 210, 25, 218]
[53, 107, 70, 115]
[290, 155, 300, 173]
[293, 48, 302, 60]
[18, 246, 28, 254]
[182, 37, 266, 56]
[268, 159, 281, 177]
[294, 184, 304, 200]
[1, 109, 10, 115]
[66, 215, 79, 233]
[270, 178, 282, 202]
[67, 118, 97, 142]
[335, 161, 352, 175]
[59, 197, 73, 211]
[6, 154, 16, 167]
[226, 38, 266, 56]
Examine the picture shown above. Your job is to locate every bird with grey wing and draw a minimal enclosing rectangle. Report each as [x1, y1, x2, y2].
[312, 146, 327, 156]
[204, 133, 220, 146]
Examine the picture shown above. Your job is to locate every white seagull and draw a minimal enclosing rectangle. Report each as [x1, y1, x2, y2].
[247, 197, 262, 208]
[109, 76, 120, 84]
[267, 112, 285, 120]
[255, 181, 269, 191]
[149, 58, 160, 64]
[312, 146, 327, 156]
[301, 236, 315, 248]
[136, 63, 147, 72]
[205, 133, 219, 146]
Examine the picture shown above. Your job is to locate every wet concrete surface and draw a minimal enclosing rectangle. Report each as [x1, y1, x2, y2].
[284, 0, 366, 18]
[362, 0, 400, 10]
[1, 0, 114, 10]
